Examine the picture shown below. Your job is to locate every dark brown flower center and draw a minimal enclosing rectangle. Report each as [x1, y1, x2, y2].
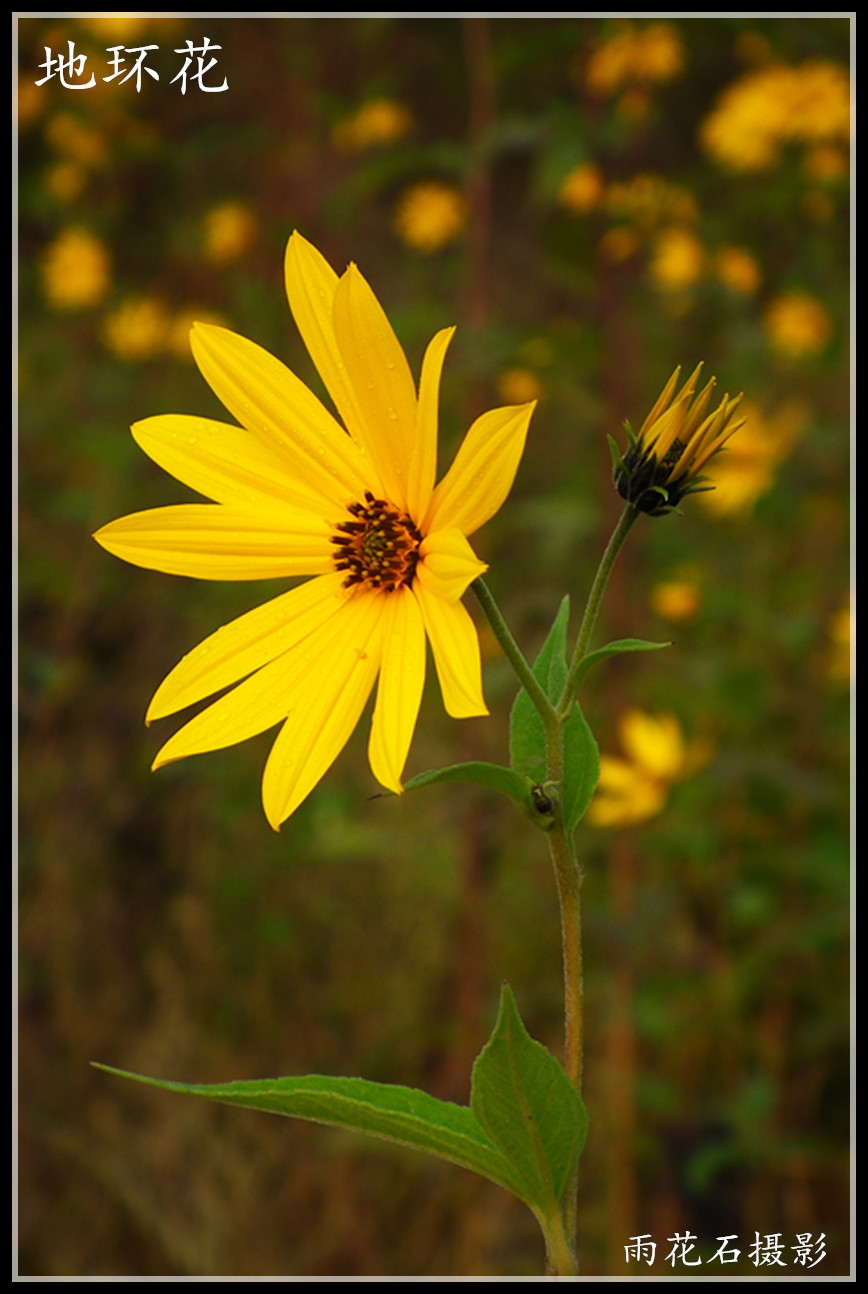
[331, 491, 423, 592]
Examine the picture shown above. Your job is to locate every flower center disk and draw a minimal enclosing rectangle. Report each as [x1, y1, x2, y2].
[331, 491, 423, 592]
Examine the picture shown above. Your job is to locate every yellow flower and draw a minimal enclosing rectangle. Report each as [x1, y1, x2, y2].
[103, 297, 170, 360]
[586, 22, 683, 96]
[332, 99, 412, 153]
[94, 232, 535, 830]
[632, 23, 684, 83]
[700, 60, 850, 172]
[604, 174, 698, 231]
[46, 112, 107, 168]
[41, 228, 110, 310]
[497, 368, 544, 406]
[558, 163, 604, 213]
[45, 161, 87, 203]
[17, 81, 44, 129]
[82, 14, 155, 40]
[764, 292, 832, 358]
[715, 246, 761, 296]
[651, 579, 701, 622]
[698, 399, 807, 515]
[649, 227, 704, 291]
[395, 182, 467, 253]
[202, 202, 256, 264]
[612, 364, 746, 516]
[585, 28, 633, 96]
[827, 600, 851, 685]
[588, 711, 701, 827]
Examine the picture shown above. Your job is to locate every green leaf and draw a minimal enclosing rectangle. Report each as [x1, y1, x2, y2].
[401, 761, 530, 812]
[510, 596, 570, 783]
[93, 1064, 530, 1203]
[470, 984, 588, 1214]
[558, 639, 668, 830]
[561, 702, 601, 834]
[572, 637, 670, 692]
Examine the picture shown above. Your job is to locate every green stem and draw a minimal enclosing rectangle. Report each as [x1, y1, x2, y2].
[547, 825, 583, 1090]
[472, 577, 556, 729]
[544, 749, 584, 1263]
[546, 503, 640, 1264]
[473, 509, 641, 1274]
[541, 1201, 581, 1277]
[557, 503, 640, 721]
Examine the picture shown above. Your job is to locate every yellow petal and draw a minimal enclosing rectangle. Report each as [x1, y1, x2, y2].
[151, 582, 374, 771]
[639, 365, 682, 437]
[284, 232, 378, 467]
[261, 591, 384, 829]
[147, 571, 349, 721]
[587, 760, 667, 827]
[595, 755, 645, 793]
[190, 322, 375, 507]
[413, 580, 487, 718]
[424, 401, 534, 537]
[407, 326, 455, 523]
[619, 711, 685, 778]
[415, 527, 487, 604]
[132, 415, 331, 512]
[93, 503, 334, 581]
[331, 262, 419, 509]
[152, 648, 311, 768]
[644, 364, 704, 455]
[681, 396, 745, 478]
[368, 586, 427, 794]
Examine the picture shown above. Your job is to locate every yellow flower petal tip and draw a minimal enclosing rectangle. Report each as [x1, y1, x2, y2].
[96, 234, 534, 828]
[613, 364, 746, 516]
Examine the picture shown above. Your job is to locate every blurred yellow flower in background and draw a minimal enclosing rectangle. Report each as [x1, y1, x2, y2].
[203, 202, 257, 264]
[651, 579, 701, 622]
[44, 161, 87, 203]
[827, 600, 851, 685]
[497, 368, 544, 406]
[558, 163, 604, 213]
[332, 98, 413, 153]
[82, 14, 156, 40]
[698, 399, 808, 515]
[41, 228, 110, 310]
[715, 246, 761, 296]
[586, 22, 684, 96]
[649, 227, 705, 291]
[45, 112, 107, 168]
[103, 298, 170, 360]
[395, 182, 467, 253]
[633, 22, 684, 82]
[700, 60, 850, 172]
[17, 81, 44, 129]
[764, 292, 832, 358]
[588, 711, 707, 827]
[803, 144, 848, 183]
[598, 226, 639, 263]
[605, 174, 698, 230]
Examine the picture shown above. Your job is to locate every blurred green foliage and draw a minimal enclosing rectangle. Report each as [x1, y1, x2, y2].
[18, 14, 850, 1277]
